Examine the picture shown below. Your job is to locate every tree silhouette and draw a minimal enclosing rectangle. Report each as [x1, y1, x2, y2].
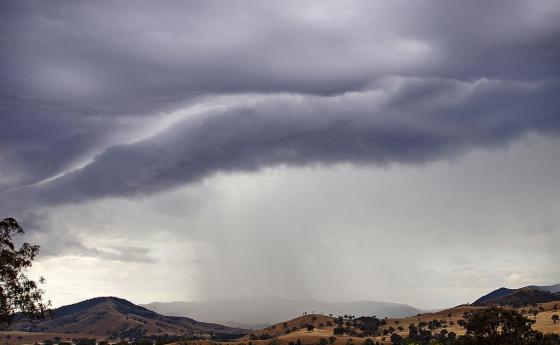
[1, 217, 50, 327]
[390, 333, 404, 345]
[462, 307, 535, 344]
[552, 314, 559, 324]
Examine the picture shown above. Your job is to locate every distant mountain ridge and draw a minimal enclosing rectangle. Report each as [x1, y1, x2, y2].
[473, 287, 517, 305]
[473, 284, 560, 307]
[11, 296, 248, 338]
[142, 296, 422, 328]
[529, 284, 560, 293]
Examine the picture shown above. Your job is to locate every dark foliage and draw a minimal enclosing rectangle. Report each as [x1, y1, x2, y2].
[0, 217, 50, 327]
[73, 338, 96, 345]
[356, 316, 382, 336]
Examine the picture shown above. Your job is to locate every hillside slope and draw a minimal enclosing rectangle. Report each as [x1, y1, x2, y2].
[473, 287, 516, 305]
[173, 300, 560, 345]
[474, 284, 560, 307]
[531, 284, 560, 294]
[10, 297, 248, 338]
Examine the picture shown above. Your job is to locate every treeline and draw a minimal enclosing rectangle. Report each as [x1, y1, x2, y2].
[38, 334, 202, 345]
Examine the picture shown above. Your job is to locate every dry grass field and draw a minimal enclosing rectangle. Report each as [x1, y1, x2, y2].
[178, 300, 560, 345]
[0, 331, 106, 345]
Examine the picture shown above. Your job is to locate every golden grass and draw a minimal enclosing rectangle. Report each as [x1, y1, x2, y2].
[5, 300, 559, 345]
[0, 331, 106, 345]
[186, 300, 560, 345]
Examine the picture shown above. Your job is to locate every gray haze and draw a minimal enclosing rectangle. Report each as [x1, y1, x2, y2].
[1, 1, 559, 310]
[143, 296, 421, 328]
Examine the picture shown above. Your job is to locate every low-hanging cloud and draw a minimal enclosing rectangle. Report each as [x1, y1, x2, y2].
[10, 77, 559, 207]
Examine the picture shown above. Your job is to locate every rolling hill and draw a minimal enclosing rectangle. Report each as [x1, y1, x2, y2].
[142, 296, 422, 328]
[472, 287, 517, 305]
[474, 284, 560, 307]
[175, 298, 560, 345]
[9, 297, 248, 339]
[3, 284, 558, 344]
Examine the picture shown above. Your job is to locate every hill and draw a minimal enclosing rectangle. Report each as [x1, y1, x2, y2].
[3, 288, 559, 345]
[473, 287, 517, 305]
[240, 314, 336, 340]
[531, 284, 560, 294]
[142, 296, 421, 328]
[175, 300, 560, 345]
[9, 297, 248, 339]
[474, 284, 560, 307]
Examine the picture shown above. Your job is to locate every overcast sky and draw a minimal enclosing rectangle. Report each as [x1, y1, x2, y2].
[1, 0, 559, 310]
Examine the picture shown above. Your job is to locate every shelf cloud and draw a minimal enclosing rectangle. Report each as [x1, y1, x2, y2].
[1, 0, 559, 307]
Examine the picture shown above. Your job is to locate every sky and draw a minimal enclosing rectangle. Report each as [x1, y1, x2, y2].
[1, 0, 560, 310]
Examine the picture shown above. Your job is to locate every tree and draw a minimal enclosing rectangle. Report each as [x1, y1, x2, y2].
[307, 324, 315, 332]
[447, 331, 457, 341]
[462, 307, 535, 344]
[390, 333, 404, 345]
[552, 314, 559, 324]
[74, 339, 96, 345]
[0, 217, 50, 327]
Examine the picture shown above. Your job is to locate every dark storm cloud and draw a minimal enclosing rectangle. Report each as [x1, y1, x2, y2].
[0, 96, 125, 190]
[8, 77, 558, 208]
[1, 0, 560, 206]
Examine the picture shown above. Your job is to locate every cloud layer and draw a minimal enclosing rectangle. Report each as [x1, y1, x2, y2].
[9, 77, 557, 209]
[2, 0, 560, 197]
[1, 0, 560, 307]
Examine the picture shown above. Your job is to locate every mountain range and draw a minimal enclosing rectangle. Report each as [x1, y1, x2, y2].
[142, 296, 422, 328]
